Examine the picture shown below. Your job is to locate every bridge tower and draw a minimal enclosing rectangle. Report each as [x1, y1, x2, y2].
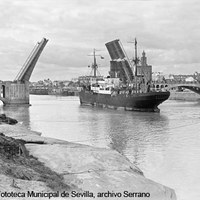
[0, 38, 48, 105]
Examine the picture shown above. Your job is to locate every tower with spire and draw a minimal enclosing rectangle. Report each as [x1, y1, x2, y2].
[137, 50, 152, 83]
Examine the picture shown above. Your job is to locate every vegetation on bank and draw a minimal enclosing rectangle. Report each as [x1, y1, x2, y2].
[0, 115, 72, 192]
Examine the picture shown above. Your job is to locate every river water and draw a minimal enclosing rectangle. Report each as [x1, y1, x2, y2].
[1, 95, 200, 200]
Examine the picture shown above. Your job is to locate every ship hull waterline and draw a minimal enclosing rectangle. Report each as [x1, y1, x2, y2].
[79, 90, 170, 112]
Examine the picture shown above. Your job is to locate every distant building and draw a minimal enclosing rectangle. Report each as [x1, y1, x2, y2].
[185, 76, 195, 82]
[165, 74, 197, 83]
[137, 51, 152, 83]
[78, 75, 103, 85]
[152, 72, 165, 82]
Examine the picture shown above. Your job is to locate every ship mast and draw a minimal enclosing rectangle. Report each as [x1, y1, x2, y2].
[88, 48, 103, 78]
[134, 38, 138, 93]
[93, 49, 97, 77]
[134, 38, 138, 77]
[128, 38, 139, 92]
[130, 38, 140, 92]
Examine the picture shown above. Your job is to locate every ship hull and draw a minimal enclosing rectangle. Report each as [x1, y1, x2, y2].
[79, 90, 170, 112]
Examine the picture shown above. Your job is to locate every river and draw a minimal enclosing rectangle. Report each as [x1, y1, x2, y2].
[1, 95, 200, 200]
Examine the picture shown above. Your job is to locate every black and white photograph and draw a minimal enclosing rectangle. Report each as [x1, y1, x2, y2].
[0, 0, 199, 199]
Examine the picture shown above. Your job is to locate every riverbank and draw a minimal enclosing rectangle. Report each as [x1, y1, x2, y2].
[169, 91, 200, 101]
[0, 121, 176, 199]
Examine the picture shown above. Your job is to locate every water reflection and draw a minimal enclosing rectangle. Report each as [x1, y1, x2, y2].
[107, 112, 169, 165]
[78, 104, 170, 169]
[0, 105, 30, 127]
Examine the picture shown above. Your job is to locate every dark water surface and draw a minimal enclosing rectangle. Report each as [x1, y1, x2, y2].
[1, 95, 200, 200]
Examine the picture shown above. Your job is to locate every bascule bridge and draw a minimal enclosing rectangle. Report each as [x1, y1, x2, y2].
[0, 38, 48, 105]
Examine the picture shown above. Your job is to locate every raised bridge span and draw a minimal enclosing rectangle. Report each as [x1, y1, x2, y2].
[0, 38, 48, 105]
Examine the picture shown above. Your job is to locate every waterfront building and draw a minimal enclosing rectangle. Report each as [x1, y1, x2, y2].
[137, 51, 152, 83]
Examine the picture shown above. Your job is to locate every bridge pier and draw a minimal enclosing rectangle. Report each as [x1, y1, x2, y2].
[0, 38, 48, 106]
[0, 81, 30, 105]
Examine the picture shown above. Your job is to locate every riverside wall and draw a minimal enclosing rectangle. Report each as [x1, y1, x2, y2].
[169, 91, 200, 101]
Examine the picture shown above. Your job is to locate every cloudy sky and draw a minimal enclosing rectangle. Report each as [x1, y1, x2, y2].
[0, 0, 199, 81]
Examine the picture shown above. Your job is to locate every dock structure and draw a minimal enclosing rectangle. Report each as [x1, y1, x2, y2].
[0, 38, 48, 106]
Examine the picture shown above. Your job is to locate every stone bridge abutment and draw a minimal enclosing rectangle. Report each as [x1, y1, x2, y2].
[0, 38, 48, 106]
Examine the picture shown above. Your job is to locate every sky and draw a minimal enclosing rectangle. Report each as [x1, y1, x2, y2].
[0, 0, 199, 81]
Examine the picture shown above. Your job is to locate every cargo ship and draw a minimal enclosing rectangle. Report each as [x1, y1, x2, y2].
[79, 39, 170, 112]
